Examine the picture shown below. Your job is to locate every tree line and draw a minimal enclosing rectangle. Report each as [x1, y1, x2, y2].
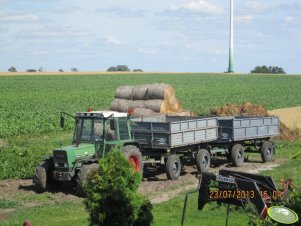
[7, 65, 144, 73]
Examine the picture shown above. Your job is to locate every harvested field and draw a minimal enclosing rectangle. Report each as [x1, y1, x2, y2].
[268, 107, 301, 131]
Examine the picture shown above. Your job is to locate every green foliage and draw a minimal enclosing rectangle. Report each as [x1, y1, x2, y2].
[84, 149, 153, 226]
[8, 66, 17, 72]
[251, 66, 286, 74]
[107, 65, 130, 72]
[0, 146, 40, 179]
[284, 191, 301, 226]
[0, 132, 70, 179]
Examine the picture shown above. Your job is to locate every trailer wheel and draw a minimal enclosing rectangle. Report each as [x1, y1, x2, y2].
[166, 155, 181, 180]
[33, 160, 51, 193]
[261, 141, 274, 162]
[76, 163, 99, 197]
[231, 144, 244, 167]
[123, 145, 143, 173]
[196, 149, 210, 172]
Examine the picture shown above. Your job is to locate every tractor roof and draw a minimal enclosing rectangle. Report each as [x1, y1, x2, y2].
[76, 111, 127, 118]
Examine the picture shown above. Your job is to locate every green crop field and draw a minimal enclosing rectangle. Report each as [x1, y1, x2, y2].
[0, 73, 301, 179]
[0, 73, 301, 138]
[0, 73, 301, 226]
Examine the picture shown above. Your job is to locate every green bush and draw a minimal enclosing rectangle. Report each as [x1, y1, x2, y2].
[84, 149, 153, 226]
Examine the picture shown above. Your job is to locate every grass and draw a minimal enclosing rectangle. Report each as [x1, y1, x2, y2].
[0, 199, 20, 209]
[2, 157, 301, 226]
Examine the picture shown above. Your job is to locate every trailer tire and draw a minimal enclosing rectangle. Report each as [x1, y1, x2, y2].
[196, 149, 210, 173]
[261, 141, 274, 162]
[166, 155, 181, 180]
[123, 145, 143, 173]
[231, 144, 244, 167]
[33, 160, 51, 193]
[76, 163, 99, 197]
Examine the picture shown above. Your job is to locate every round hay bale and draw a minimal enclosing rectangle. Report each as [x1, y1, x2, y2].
[144, 100, 171, 113]
[169, 97, 182, 112]
[132, 108, 155, 116]
[147, 83, 175, 100]
[115, 86, 134, 100]
[109, 99, 130, 112]
[128, 100, 145, 109]
[131, 85, 149, 100]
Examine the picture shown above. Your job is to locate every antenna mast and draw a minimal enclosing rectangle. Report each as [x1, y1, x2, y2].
[228, 0, 234, 73]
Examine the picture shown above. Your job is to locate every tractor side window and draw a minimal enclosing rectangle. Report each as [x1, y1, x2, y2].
[94, 119, 103, 141]
[119, 118, 130, 140]
[81, 119, 93, 140]
[105, 119, 117, 141]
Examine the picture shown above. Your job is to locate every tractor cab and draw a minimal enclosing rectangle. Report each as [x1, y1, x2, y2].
[71, 111, 131, 152]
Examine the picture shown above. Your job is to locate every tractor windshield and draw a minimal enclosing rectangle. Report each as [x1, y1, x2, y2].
[73, 118, 104, 143]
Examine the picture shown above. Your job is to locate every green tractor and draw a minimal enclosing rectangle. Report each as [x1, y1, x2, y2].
[33, 111, 143, 196]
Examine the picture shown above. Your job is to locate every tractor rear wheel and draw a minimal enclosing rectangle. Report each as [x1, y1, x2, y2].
[196, 149, 210, 173]
[33, 160, 51, 193]
[261, 141, 274, 162]
[166, 155, 181, 180]
[231, 144, 244, 167]
[76, 163, 99, 197]
[122, 145, 143, 173]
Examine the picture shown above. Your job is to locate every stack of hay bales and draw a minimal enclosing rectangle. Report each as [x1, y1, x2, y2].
[110, 83, 182, 114]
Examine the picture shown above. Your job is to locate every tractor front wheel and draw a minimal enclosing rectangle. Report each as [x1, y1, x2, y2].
[76, 163, 99, 197]
[33, 160, 51, 193]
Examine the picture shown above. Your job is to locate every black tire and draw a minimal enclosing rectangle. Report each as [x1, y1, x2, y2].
[122, 145, 143, 173]
[33, 160, 50, 193]
[231, 144, 244, 167]
[261, 141, 274, 162]
[166, 155, 181, 180]
[196, 149, 210, 173]
[76, 163, 99, 197]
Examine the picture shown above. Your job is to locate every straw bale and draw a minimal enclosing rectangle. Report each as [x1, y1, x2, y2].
[144, 99, 171, 113]
[147, 83, 175, 100]
[115, 86, 134, 100]
[109, 99, 130, 112]
[131, 85, 149, 100]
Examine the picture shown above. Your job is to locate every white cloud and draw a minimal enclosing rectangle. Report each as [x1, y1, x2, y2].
[103, 36, 121, 45]
[245, 2, 271, 12]
[169, 0, 223, 14]
[235, 15, 253, 22]
[0, 14, 39, 22]
[285, 16, 301, 24]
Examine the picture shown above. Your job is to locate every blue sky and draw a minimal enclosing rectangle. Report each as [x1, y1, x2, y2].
[0, 0, 300, 73]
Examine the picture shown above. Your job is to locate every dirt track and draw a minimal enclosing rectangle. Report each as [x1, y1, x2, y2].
[0, 157, 285, 206]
